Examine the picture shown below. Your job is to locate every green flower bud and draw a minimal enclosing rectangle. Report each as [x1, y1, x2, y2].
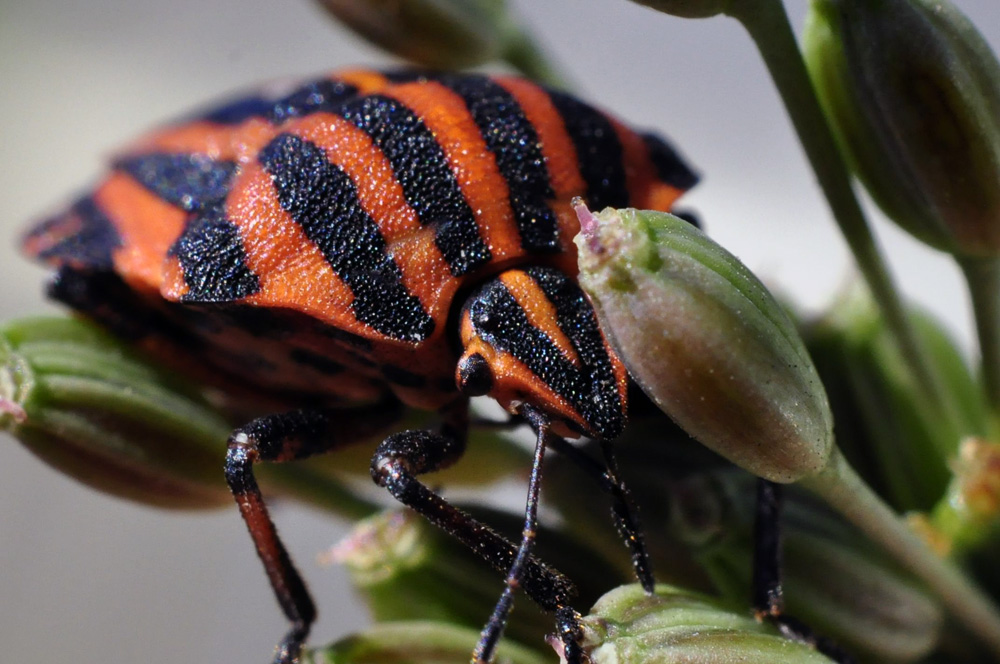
[0, 314, 524, 518]
[313, 0, 511, 69]
[677, 471, 944, 662]
[1, 316, 233, 509]
[921, 437, 1000, 603]
[567, 584, 835, 664]
[804, 0, 1000, 258]
[626, 0, 725, 19]
[803, 282, 987, 512]
[925, 437, 1000, 556]
[574, 204, 833, 483]
[304, 621, 549, 664]
[327, 507, 627, 650]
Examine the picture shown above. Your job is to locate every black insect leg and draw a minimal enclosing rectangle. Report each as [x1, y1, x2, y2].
[473, 404, 551, 664]
[370, 402, 584, 664]
[225, 398, 403, 664]
[600, 440, 655, 592]
[753, 478, 784, 622]
[545, 436, 655, 592]
[753, 479, 856, 664]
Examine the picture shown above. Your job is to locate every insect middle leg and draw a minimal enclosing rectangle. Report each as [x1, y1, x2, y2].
[224, 397, 404, 664]
[370, 401, 586, 663]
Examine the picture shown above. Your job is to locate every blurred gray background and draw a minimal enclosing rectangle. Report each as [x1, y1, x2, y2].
[1, 0, 998, 661]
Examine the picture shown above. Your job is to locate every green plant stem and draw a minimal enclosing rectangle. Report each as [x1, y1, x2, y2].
[500, 22, 571, 89]
[724, 0, 962, 437]
[801, 447, 1000, 658]
[959, 256, 1000, 432]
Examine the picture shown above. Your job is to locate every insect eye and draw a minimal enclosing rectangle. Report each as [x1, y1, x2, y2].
[471, 306, 496, 332]
[457, 352, 494, 397]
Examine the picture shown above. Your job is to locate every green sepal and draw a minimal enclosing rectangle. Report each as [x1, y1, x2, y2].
[573, 584, 836, 663]
[313, 0, 509, 69]
[304, 620, 550, 664]
[332, 507, 628, 651]
[311, 0, 566, 86]
[679, 471, 943, 662]
[575, 205, 833, 483]
[804, 283, 987, 512]
[1, 316, 233, 508]
[804, 0, 1000, 258]
[626, 0, 726, 19]
[0, 315, 382, 518]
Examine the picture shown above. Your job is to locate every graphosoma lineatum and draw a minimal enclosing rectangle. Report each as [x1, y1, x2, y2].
[22, 67, 698, 664]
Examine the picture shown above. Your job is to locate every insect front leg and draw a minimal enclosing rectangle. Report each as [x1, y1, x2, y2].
[545, 436, 654, 592]
[370, 401, 585, 663]
[474, 404, 552, 664]
[225, 397, 403, 664]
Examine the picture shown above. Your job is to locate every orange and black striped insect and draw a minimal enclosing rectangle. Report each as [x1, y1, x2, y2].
[23, 68, 699, 664]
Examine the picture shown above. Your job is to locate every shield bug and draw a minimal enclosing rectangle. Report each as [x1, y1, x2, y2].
[22, 68, 698, 663]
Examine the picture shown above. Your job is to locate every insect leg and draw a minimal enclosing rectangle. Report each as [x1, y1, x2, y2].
[473, 404, 550, 664]
[225, 399, 403, 664]
[545, 436, 655, 592]
[370, 403, 584, 663]
[753, 479, 856, 664]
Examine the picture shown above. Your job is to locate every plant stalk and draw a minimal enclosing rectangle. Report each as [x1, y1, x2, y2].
[801, 447, 1000, 657]
[724, 0, 962, 437]
[959, 256, 1000, 431]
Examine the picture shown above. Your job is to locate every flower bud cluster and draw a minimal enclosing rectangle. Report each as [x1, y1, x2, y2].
[804, 0, 1000, 258]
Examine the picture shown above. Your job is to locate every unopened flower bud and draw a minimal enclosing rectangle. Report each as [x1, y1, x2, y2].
[314, 0, 512, 69]
[566, 584, 835, 663]
[926, 438, 1000, 556]
[804, 0, 1000, 258]
[1, 316, 232, 509]
[327, 507, 625, 649]
[676, 471, 944, 662]
[575, 204, 833, 483]
[305, 621, 549, 664]
[920, 438, 1000, 602]
[804, 282, 987, 512]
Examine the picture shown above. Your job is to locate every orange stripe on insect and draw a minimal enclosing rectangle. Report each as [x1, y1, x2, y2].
[458, 312, 587, 437]
[494, 76, 587, 202]
[123, 117, 277, 164]
[21, 208, 86, 267]
[291, 112, 456, 324]
[91, 173, 187, 295]
[492, 77, 586, 271]
[383, 80, 522, 263]
[330, 69, 392, 94]
[497, 270, 582, 369]
[615, 119, 685, 213]
[203, 159, 362, 334]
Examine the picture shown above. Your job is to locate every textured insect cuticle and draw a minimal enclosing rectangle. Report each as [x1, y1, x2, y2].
[16, 66, 701, 664]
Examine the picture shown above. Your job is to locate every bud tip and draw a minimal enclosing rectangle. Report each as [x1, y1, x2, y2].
[0, 395, 27, 425]
[573, 198, 604, 255]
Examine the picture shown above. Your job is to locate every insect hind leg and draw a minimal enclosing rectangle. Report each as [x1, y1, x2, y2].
[224, 399, 403, 664]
